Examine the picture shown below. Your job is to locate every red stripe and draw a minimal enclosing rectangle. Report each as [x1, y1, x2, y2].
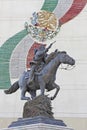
[59, 0, 87, 25]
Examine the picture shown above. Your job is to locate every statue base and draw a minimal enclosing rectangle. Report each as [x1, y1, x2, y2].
[8, 116, 74, 130]
[7, 96, 74, 130]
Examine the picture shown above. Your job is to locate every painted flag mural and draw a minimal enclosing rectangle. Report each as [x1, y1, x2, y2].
[0, 0, 87, 89]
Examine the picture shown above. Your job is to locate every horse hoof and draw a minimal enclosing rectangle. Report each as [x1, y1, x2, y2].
[21, 97, 30, 100]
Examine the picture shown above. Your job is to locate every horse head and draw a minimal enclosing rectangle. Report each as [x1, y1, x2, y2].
[58, 51, 75, 65]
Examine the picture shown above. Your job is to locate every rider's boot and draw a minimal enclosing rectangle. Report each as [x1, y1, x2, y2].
[28, 66, 35, 85]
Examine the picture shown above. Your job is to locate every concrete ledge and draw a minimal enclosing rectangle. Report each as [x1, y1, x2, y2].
[9, 116, 66, 127]
[2, 123, 74, 130]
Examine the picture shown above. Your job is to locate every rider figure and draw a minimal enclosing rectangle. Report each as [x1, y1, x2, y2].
[28, 42, 54, 84]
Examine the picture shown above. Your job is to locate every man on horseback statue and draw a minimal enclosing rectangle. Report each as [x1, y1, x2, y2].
[4, 43, 75, 100]
[28, 42, 54, 84]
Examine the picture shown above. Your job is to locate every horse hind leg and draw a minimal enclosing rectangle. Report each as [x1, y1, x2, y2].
[29, 90, 36, 99]
[21, 88, 30, 100]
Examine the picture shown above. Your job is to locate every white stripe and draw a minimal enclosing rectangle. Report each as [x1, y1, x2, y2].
[10, 35, 34, 80]
[53, 0, 74, 19]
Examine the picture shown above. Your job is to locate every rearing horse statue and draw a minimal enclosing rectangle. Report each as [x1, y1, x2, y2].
[4, 51, 75, 100]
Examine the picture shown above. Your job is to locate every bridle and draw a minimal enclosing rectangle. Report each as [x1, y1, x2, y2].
[59, 64, 75, 70]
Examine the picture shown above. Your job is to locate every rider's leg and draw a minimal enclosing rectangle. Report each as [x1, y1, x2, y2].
[28, 65, 35, 84]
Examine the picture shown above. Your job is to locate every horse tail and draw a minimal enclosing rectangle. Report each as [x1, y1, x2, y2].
[4, 81, 19, 94]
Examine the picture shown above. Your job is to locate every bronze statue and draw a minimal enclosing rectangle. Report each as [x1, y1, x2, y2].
[4, 48, 75, 100]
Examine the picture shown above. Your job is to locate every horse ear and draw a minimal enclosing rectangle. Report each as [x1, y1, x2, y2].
[55, 49, 58, 52]
[58, 51, 60, 53]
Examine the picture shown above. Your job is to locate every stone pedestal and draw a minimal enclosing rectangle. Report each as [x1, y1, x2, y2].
[7, 116, 74, 130]
[4, 96, 74, 130]
[8, 124, 73, 130]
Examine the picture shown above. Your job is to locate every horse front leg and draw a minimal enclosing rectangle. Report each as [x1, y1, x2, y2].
[50, 83, 60, 100]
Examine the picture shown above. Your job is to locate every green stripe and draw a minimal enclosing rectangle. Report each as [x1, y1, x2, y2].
[0, 29, 27, 89]
[41, 0, 58, 12]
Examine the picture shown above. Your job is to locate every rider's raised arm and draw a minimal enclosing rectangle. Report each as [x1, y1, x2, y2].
[45, 41, 56, 53]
